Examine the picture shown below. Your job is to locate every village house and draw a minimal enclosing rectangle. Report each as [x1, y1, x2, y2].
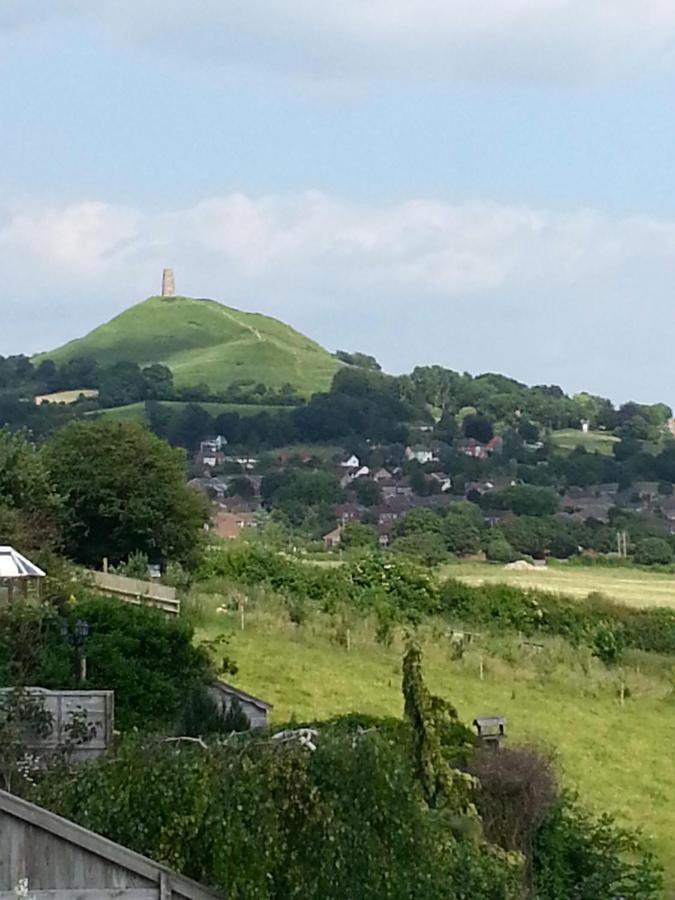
[335, 502, 363, 524]
[372, 467, 393, 482]
[196, 436, 228, 468]
[210, 510, 259, 540]
[339, 465, 370, 488]
[457, 435, 503, 460]
[429, 472, 452, 492]
[340, 454, 361, 468]
[187, 476, 229, 500]
[405, 445, 437, 464]
[323, 526, 343, 550]
[380, 478, 413, 500]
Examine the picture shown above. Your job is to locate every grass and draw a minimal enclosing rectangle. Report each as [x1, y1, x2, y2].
[93, 400, 294, 423]
[440, 560, 675, 610]
[36, 295, 342, 396]
[550, 428, 619, 455]
[191, 591, 675, 888]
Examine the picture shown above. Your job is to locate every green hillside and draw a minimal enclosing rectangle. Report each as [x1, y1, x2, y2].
[37, 296, 342, 395]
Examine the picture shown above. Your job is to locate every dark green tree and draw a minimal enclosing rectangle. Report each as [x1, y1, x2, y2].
[45, 421, 208, 568]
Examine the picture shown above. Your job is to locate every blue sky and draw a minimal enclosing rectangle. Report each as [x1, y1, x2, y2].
[3, 2, 675, 404]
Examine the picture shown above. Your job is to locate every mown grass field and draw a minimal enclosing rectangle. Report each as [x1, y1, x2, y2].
[550, 427, 619, 455]
[191, 592, 675, 889]
[441, 560, 675, 610]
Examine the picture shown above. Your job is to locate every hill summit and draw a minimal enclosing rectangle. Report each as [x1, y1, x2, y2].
[38, 296, 341, 396]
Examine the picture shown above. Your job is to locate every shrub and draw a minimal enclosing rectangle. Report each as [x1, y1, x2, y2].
[466, 745, 559, 859]
[533, 796, 663, 899]
[485, 536, 517, 563]
[390, 532, 449, 566]
[634, 537, 673, 566]
[34, 726, 522, 899]
[0, 596, 214, 732]
[440, 578, 675, 656]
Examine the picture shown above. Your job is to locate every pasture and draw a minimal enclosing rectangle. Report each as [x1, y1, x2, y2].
[441, 560, 675, 610]
[191, 590, 675, 888]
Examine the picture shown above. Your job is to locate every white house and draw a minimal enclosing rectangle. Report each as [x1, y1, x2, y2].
[340, 454, 361, 468]
[405, 446, 437, 464]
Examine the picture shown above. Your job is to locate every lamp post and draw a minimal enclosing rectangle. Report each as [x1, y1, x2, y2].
[61, 619, 90, 684]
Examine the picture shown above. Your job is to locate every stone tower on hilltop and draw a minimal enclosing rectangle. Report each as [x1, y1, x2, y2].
[161, 268, 175, 297]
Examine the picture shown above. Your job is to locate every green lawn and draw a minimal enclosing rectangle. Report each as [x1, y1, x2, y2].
[440, 560, 675, 610]
[550, 428, 619, 455]
[193, 595, 675, 888]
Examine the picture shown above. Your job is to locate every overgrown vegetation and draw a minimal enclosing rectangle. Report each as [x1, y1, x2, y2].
[30, 646, 662, 899]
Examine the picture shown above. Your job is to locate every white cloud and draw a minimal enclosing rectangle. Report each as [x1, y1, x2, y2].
[2, 189, 675, 403]
[4, 1, 675, 83]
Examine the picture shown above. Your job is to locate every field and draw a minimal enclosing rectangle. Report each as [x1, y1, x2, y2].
[441, 560, 675, 610]
[94, 400, 294, 423]
[36, 295, 341, 396]
[34, 389, 99, 405]
[550, 427, 619, 455]
[192, 592, 675, 888]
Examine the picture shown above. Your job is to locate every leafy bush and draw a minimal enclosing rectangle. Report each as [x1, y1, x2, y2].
[34, 725, 522, 899]
[484, 535, 517, 563]
[533, 796, 663, 899]
[0, 597, 214, 731]
[390, 532, 449, 566]
[634, 536, 673, 566]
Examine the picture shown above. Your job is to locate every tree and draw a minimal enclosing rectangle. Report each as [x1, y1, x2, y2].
[393, 507, 443, 538]
[228, 476, 255, 499]
[633, 537, 673, 566]
[97, 361, 146, 407]
[442, 507, 482, 556]
[340, 522, 378, 552]
[496, 485, 560, 517]
[45, 421, 208, 568]
[0, 428, 62, 554]
[463, 415, 494, 444]
[353, 477, 382, 507]
[390, 532, 448, 566]
[142, 364, 174, 400]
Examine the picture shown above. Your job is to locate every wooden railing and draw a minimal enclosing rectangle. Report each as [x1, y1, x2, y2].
[87, 571, 180, 616]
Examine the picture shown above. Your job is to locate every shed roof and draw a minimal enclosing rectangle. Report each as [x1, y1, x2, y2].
[0, 546, 45, 579]
[211, 680, 273, 711]
[0, 789, 220, 900]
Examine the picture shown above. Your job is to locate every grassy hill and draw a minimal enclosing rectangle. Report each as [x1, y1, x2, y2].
[37, 296, 342, 396]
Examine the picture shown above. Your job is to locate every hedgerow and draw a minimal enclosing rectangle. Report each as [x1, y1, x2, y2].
[440, 579, 675, 656]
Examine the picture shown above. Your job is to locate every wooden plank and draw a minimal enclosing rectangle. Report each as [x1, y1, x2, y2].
[0, 792, 220, 900]
[0, 891, 158, 900]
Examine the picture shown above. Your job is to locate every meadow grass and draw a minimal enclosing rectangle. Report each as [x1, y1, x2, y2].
[190, 589, 675, 887]
[94, 400, 294, 422]
[550, 427, 619, 455]
[440, 560, 675, 610]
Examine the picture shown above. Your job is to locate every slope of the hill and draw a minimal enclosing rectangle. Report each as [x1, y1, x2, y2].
[37, 296, 342, 395]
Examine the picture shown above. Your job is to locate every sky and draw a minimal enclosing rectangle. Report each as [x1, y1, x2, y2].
[2, 2, 675, 404]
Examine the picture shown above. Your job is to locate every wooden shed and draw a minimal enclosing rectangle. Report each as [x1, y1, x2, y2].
[0, 789, 220, 900]
[207, 680, 272, 729]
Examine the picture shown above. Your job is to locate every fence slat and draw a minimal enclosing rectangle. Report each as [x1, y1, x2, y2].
[87, 572, 180, 616]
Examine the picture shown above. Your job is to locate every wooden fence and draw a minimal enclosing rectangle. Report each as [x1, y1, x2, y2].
[0, 688, 114, 763]
[87, 571, 180, 615]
